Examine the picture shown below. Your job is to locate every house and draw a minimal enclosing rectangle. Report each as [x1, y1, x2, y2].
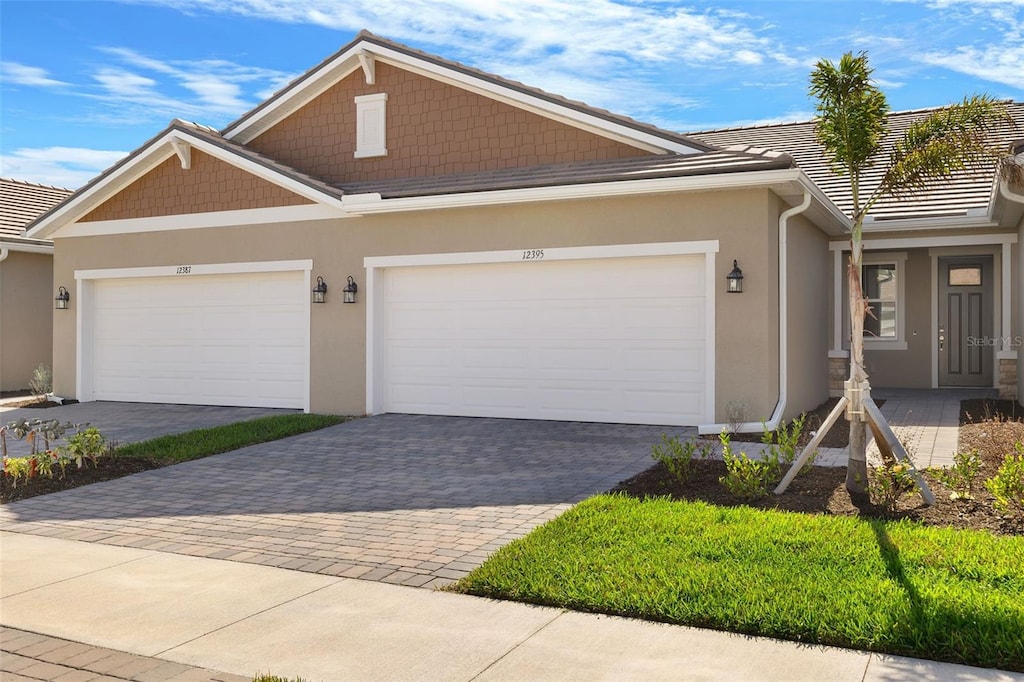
[0, 178, 73, 392]
[24, 31, 1024, 430]
[691, 111, 1024, 407]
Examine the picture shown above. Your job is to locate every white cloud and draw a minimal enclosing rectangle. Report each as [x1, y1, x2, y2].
[1, 62, 69, 88]
[920, 45, 1024, 89]
[0, 147, 128, 189]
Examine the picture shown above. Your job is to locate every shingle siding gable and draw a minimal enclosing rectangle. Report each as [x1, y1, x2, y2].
[245, 61, 649, 186]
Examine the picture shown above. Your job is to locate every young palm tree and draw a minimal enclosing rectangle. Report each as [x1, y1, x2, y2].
[809, 52, 1021, 497]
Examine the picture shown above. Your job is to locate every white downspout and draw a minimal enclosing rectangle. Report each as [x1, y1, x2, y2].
[699, 191, 813, 434]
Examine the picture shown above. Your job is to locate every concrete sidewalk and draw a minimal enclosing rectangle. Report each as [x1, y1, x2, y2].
[2, 532, 1019, 682]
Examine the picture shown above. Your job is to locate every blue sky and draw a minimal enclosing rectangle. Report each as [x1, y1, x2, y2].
[1, 0, 1022, 188]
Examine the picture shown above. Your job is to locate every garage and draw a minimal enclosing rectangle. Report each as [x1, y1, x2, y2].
[372, 249, 713, 426]
[81, 266, 309, 409]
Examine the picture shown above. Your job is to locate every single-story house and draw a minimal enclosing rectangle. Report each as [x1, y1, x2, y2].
[1, 178, 72, 392]
[25, 31, 1024, 430]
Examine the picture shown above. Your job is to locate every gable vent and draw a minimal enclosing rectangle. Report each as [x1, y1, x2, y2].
[354, 93, 388, 158]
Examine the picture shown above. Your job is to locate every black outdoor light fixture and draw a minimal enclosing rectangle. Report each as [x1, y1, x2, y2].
[343, 275, 358, 304]
[312, 276, 328, 304]
[726, 260, 744, 293]
[55, 286, 70, 310]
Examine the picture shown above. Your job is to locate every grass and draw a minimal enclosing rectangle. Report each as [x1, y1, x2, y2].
[456, 494, 1024, 671]
[115, 413, 347, 464]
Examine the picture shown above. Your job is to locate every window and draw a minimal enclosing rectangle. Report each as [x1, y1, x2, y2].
[860, 253, 907, 350]
[948, 266, 982, 286]
[354, 93, 387, 158]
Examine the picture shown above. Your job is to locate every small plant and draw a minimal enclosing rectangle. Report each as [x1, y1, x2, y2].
[760, 413, 813, 473]
[28, 363, 52, 398]
[724, 401, 750, 434]
[937, 449, 982, 500]
[62, 426, 108, 468]
[984, 443, 1024, 513]
[719, 429, 776, 501]
[870, 463, 916, 512]
[651, 434, 699, 483]
[5, 418, 76, 455]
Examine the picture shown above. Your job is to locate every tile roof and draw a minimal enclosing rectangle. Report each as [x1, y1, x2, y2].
[339, 146, 795, 199]
[224, 30, 714, 154]
[1, 178, 72, 239]
[689, 102, 1024, 221]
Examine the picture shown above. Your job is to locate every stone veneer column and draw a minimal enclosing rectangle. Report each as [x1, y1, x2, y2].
[829, 354, 849, 397]
[998, 357, 1018, 400]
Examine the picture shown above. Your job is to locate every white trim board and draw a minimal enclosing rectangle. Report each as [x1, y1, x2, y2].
[57, 205, 345, 238]
[364, 241, 718, 423]
[75, 259, 313, 281]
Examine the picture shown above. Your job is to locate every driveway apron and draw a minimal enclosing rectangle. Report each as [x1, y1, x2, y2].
[1, 413, 688, 587]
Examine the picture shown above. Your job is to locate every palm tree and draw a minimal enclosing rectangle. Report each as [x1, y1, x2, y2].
[809, 52, 1021, 497]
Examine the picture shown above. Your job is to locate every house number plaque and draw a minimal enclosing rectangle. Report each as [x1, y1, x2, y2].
[522, 249, 544, 260]
[175, 266, 192, 274]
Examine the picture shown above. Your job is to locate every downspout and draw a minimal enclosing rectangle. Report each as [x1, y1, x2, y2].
[699, 190, 813, 434]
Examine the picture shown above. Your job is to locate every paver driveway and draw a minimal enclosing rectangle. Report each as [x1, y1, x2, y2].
[2, 413, 689, 587]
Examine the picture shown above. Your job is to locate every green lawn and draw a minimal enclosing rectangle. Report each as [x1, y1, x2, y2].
[456, 494, 1024, 671]
[115, 413, 347, 463]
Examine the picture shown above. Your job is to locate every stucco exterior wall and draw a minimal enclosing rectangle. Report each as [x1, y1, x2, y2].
[0, 251, 54, 392]
[785, 210, 829, 418]
[52, 188, 784, 422]
[1019, 220, 1023, 403]
[246, 62, 648, 186]
[81, 150, 312, 222]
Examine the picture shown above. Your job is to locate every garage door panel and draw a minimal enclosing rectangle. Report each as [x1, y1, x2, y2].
[89, 271, 307, 408]
[380, 254, 710, 426]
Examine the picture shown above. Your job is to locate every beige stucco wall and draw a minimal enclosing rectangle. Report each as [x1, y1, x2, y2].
[1019, 220, 1023, 403]
[52, 188, 792, 423]
[0, 251, 54, 392]
[784, 210, 829, 417]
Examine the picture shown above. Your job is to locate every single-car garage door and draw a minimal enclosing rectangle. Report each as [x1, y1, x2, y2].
[88, 270, 307, 408]
[379, 254, 710, 426]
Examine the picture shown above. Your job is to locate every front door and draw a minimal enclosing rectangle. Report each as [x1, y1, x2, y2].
[938, 256, 993, 387]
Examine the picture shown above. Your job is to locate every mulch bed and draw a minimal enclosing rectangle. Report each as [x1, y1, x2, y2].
[711, 397, 869, 449]
[617, 397, 1024, 536]
[1, 457, 163, 504]
[2, 398, 79, 409]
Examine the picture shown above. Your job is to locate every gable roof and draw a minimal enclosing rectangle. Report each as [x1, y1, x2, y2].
[27, 119, 347, 239]
[689, 102, 1024, 224]
[1, 178, 72, 240]
[223, 30, 714, 156]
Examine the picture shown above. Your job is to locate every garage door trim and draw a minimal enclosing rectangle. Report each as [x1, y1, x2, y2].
[74, 259, 313, 411]
[363, 242, 718, 423]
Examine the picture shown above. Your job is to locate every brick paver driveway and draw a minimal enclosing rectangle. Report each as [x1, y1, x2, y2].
[1, 413, 690, 588]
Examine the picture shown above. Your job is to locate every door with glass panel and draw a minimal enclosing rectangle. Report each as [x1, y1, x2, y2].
[937, 256, 993, 387]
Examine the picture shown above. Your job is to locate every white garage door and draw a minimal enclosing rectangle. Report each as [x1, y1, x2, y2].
[379, 254, 709, 426]
[89, 271, 307, 408]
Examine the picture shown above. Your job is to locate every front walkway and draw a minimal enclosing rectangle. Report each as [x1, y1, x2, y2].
[868, 388, 997, 468]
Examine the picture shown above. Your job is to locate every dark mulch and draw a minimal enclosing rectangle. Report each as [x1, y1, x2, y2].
[1, 457, 163, 504]
[617, 397, 1024, 537]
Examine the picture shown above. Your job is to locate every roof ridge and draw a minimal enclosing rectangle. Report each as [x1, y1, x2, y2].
[0, 177, 74, 193]
[223, 29, 715, 153]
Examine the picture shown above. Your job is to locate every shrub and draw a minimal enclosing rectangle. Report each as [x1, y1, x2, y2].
[28, 364, 52, 397]
[985, 443, 1024, 513]
[937, 449, 982, 500]
[62, 426, 108, 468]
[651, 434, 698, 484]
[719, 430, 776, 501]
[870, 463, 916, 512]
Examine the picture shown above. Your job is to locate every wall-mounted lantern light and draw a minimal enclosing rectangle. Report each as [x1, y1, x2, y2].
[312, 276, 328, 304]
[726, 260, 744, 293]
[343, 275, 358, 304]
[55, 286, 70, 310]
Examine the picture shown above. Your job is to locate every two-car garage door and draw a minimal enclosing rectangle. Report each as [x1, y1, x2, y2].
[87, 270, 307, 409]
[377, 254, 710, 426]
